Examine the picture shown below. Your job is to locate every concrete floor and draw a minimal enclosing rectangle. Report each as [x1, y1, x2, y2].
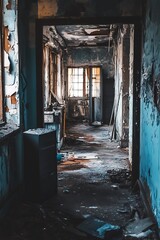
[0, 123, 157, 240]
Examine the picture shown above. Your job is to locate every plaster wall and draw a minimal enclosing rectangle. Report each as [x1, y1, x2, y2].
[0, 0, 23, 217]
[3, 0, 19, 125]
[140, 0, 160, 226]
[65, 47, 114, 78]
[114, 36, 123, 141]
[129, 26, 134, 163]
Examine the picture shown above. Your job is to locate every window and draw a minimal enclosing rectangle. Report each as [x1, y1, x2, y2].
[68, 67, 89, 97]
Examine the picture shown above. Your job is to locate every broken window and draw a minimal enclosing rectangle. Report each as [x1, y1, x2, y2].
[68, 67, 89, 97]
[0, 2, 4, 123]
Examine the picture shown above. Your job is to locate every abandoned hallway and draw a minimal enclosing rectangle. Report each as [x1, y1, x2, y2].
[2, 1, 160, 240]
[0, 122, 158, 239]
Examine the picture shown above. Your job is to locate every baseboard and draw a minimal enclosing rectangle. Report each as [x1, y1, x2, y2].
[137, 179, 157, 224]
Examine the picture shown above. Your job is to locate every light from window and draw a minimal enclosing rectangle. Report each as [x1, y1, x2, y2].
[68, 67, 89, 97]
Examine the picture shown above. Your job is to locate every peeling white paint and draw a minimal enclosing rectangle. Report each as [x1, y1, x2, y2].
[5, 85, 18, 97]
[3, 0, 19, 125]
[3, 10, 15, 31]
[4, 51, 10, 71]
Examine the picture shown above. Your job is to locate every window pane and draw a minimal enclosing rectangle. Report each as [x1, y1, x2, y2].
[68, 68, 83, 97]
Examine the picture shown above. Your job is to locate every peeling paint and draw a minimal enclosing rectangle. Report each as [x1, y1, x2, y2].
[3, 0, 19, 125]
[4, 51, 10, 72]
[6, 0, 11, 10]
[11, 93, 17, 105]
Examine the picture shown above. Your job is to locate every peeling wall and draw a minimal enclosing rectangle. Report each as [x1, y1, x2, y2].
[3, 0, 19, 125]
[129, 26, 134, 163]
[114, 26, 130, 147]
[0, 0, 23, 217]
[140, 0, 160, 226]
[114, 32, 123, 141]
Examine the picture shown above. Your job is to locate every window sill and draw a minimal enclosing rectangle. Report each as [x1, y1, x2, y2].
[0, 124, 20, 144]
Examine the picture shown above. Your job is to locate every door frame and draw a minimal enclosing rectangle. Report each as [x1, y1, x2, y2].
[36, 16, 142, 185]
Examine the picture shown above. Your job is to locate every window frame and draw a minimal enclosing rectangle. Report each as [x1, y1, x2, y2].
[67, 67, 89, 98]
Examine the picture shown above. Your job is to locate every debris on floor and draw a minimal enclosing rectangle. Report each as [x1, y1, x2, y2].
[0, 123, 159, 240]
[77, 216, 122, 239]
[124, 216, 156, 239]
[107, 169, 132, 188]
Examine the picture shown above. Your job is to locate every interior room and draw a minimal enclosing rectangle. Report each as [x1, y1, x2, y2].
[0, 0, 160, 239]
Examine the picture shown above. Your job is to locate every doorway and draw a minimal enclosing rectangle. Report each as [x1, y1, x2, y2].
[36, 17, 141, 187]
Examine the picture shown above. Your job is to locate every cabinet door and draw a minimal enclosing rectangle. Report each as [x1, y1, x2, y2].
[39, 144, 57, 178]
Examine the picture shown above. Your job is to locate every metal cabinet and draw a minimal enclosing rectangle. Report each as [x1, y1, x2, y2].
[23, 128, 57, 202]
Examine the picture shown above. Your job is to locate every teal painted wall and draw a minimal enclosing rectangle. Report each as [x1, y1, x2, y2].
[19, 1, 38, 129]
[0, 132, 23, 215]
[140, 0, 160, 226]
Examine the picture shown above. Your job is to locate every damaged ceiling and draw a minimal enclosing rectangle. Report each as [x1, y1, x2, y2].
[43, 24, 118, 48]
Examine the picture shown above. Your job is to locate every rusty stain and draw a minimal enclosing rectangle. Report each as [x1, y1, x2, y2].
[5, 106, 9, 112]
[6, 1, 12, 10]
[4, 26, 11, 53]
[11, 94, 17, 104]
[58, 158, 89, 171]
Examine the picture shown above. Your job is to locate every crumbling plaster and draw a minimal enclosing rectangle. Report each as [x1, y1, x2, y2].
[3, 0, 19, 125]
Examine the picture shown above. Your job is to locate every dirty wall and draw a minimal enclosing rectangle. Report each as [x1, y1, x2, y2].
[38, 0, 142, 18]
[0, 1, 23, 217]
[114, 26, 130, 147]
[140, 0, 160, 227]
[3, 0, 19, 125]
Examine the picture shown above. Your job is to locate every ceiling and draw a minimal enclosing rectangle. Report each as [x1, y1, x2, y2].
[44, 24, 118, 48]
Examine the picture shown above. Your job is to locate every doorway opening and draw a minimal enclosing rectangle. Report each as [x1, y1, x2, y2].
[36, 18, 141, 189]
